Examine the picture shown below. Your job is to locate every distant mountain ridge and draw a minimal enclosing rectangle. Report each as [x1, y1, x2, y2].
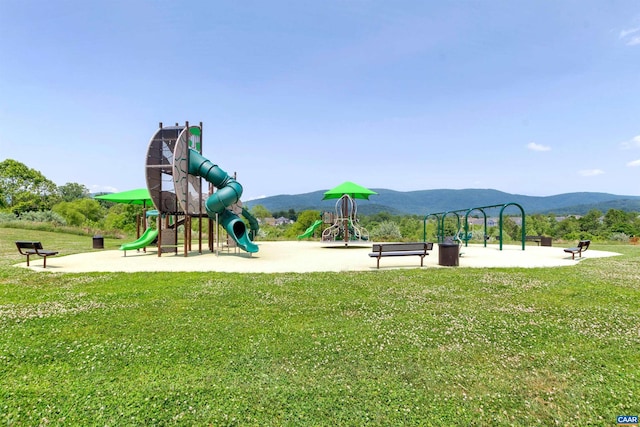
[245, 189, 640, 216]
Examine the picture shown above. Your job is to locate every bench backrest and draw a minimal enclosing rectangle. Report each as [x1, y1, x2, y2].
[578, 240, 590, 251]
[16, 241, 44, 250]
[372, 242, 433, 252]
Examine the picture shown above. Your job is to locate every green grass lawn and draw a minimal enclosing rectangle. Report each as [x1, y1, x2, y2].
[1, 228, 639, 426]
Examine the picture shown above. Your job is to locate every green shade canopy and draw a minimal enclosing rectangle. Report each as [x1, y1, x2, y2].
[322, 181, 378, 200]
[94, 188, 153, 206]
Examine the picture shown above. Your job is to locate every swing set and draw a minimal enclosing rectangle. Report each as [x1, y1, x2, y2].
[423, 203, 526, 251]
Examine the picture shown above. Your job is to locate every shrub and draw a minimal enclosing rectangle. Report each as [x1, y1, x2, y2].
[0, 212, 17, 223]
[610, 232, 630, 242]
[371, 221, 402, 241]
[19, 210, 67, 225]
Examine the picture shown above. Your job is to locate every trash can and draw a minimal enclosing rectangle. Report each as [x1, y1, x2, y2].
[92, 235, 104, 249]
[541, 236, 552, 247]
[438, 242, 459, 266]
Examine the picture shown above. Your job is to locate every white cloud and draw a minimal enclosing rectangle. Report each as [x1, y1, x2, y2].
[527, 142, 551, 152]
[627, 159, 640, 167]
[620, 27, 640, 46]
[579, 169, 604, 177]
[620, 135, 640, 149]
[620, 27, 640, 38]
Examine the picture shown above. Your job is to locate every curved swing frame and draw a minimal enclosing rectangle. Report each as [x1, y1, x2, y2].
[423, 202, 526, 250]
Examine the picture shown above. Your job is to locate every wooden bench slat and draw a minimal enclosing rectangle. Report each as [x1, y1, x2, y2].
[15, 241, 59, 268]
[563, 240, 590, 260]
[368, 242, 434, 268]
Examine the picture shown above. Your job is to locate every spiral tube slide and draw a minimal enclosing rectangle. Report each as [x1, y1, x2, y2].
[188, 150, 259, 253]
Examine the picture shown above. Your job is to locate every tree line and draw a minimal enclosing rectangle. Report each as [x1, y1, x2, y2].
[1, 159, 141, 234]
[2, 159, 639, 242]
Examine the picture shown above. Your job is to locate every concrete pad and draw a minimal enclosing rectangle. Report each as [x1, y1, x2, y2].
[15, 242, 621, 273]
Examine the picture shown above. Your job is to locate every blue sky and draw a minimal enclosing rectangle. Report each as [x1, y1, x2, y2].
[1, 1, 639, 201]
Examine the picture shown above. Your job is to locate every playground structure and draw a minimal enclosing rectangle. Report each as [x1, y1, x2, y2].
[423, 203, 526, 251]
[321, 194, 370, 245]
[297, 219, 323, 239]
[119, 210, 159, 255]
[142, 122, 258, 256]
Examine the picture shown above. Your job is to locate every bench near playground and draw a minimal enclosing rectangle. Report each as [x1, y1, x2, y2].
[563, 239, 590, 260]
[369, 242, 434, 269]
[15, 241, 59, 268]
[525, 235, 552, 246]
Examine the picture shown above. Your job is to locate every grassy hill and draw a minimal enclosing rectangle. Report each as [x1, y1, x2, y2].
[246, 189, 640, 216]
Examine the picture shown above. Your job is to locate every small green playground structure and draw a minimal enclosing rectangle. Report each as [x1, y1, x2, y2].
[297, 219, 323, 239]
[320, 194, 370, 245]
[297, 181, 376, 246]
[120, 227, 158, 254]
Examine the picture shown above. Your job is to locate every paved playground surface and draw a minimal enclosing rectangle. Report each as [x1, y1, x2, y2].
[16, 241, 621, 273]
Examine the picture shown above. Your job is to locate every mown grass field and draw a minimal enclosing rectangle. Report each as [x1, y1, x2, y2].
[1, 228, 639, 426]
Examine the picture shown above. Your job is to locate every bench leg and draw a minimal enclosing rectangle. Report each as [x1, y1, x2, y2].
[420, 255, 425, 267]
[26, 254, 30, 266]
[377, 257, 381, 269]
[43, 256, 47, 268]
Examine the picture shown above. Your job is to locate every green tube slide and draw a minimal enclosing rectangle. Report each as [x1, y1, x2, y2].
[242, 207, 260, 240]
[297, 219, 323, 239]
[119, 227, 159, 253]
[188, 150, 259, 253]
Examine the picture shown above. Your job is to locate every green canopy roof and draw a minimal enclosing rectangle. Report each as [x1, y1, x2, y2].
[94, 188, 153, 206]
[322, 181, 378, 200]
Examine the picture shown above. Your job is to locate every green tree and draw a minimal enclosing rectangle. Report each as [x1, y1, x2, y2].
[630, 213, 640, 237]
[103, 204, 143, 233]
[501, 217, 521, 241]
[52, 199, 105, 227]
[398, 215, 422, 241]
[578, 209, 603, 236]
[0, 159, 58, 213]
[58, 182, 90, 202]
[554, 216, 580, 240]
[250, 204, 272, 221]
[603, 209, 633, 234]
[286, 210, 320, 238]
[527, 214, 556, 236]
[442, 216, 462, 238]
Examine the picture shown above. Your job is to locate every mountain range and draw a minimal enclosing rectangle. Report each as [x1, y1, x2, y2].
[245, 189, 640, 216]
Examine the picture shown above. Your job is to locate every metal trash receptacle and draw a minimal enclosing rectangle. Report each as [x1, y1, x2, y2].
[541, 236, 552, 246]
[438, 242, 459, 266]
[93, 235, 104, 249]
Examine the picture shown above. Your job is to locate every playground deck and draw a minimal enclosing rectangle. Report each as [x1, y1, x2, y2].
[14, 242, 620, 273]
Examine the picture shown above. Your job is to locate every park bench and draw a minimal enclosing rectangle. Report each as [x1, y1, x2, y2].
[563, 240, 590, 260]
[15, 241, 59, 268]
[368, 242, 434, 269]
[526, 236, 553, 246]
